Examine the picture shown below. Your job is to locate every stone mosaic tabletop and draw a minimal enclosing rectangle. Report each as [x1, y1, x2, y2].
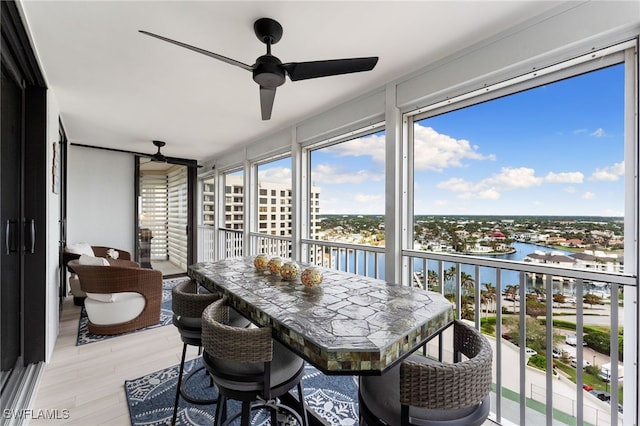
[189, 257, 453, 375]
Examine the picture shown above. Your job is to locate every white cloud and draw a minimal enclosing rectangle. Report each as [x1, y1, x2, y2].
[437, 167, 593, 202]
[480, 167, 542, 190]
[459, 188, 501, 200]
[327, 126, 496, 173]
[590, 161, 624, 181]
[436, 167, 579, 200]
[590, 128, 607, 138]
[312, 163, 383, 185]
[564, 186, 576, 194]
[544, 171, 584, 183]
[257, 167, 291, 184]
[436, 177, 475, 192]
[414, 125, 495, 172]
[434, 200, 448, 206]
[582, 191, 596, 199]
[324, 134, 386, 164]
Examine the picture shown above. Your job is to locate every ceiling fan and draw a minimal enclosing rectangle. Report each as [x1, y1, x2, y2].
[139, 18, 379, 120]
[138, 140, 202, 168]
[70, 140, 202, 168]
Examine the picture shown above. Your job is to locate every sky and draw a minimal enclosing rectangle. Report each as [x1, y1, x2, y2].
[259, 63, 625, 216]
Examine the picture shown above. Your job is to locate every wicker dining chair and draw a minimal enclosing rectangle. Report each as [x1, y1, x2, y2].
[170, 280, 250, 425]
[359, 320, 493, 426]
[201, 297, 308, 426]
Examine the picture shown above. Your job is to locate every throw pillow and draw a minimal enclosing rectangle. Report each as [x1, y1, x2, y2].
[66, 242, 95, 256]
[78, 255, 115, 302]
[78, 254, 110, 266]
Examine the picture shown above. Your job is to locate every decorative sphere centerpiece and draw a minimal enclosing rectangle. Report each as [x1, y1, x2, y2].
[254, 254, 269, 272]
[280, 261, 301, 281]
[301, 267, 323, 288]
[267, 257, 284, 275]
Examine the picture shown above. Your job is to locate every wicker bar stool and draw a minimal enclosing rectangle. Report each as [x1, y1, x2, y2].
[359, 320, 493, 426]
[202, 297, 309, 426]
[171, 280, 250, 425]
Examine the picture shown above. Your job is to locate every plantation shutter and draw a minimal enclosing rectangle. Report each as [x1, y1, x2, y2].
[167, 166, 188, 269]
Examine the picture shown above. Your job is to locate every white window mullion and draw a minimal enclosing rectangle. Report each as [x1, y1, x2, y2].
[384, 82, 403, 285]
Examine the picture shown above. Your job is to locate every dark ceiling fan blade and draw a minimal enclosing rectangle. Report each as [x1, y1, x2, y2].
[70, 143, 201, 168]
[139, 30, 254, 72]
[283, 57, 378, 81]
[259, 86, 276, 120]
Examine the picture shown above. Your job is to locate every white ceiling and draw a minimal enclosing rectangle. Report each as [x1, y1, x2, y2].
[19, 1, 562, 164]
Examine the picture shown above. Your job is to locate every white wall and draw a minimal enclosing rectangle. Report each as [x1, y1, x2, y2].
[67, 147, 135, 255]
[45, 94, 61, 361]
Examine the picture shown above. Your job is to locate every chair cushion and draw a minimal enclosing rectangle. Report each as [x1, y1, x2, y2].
[359, 354, 479, 423]
[78, 255, 114, 301]
[84, 292, 146, 325]
[68, 275, 86, 297]
[66, 242, 95, 256]
[205, 340, 304, 392]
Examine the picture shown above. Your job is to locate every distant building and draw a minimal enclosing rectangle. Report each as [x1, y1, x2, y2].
[490, 231, 506, 240]
[201, 174, 321, 237]
[523, 250, 576, 267]
[561, 238, 584, 247]
[571, 252, 624, 273]
[523, 250, 624, 273]
[547, 236, 567, 245]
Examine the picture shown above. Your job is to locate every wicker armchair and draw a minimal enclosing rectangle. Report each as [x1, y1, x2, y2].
[63, 245, 133, 305]
[63, 245, 132, 267]
[67, 259, 162, 335]
[359, 320, 493, 426]
[201, 297, 308, 426]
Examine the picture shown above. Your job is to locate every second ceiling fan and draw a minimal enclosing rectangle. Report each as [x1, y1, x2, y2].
[140, 18, 379, 120]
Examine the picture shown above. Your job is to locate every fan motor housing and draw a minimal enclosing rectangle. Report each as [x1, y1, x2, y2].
[253, 55, 285, 88]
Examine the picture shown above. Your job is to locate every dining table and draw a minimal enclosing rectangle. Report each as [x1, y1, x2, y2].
[188, 256, 454, 376]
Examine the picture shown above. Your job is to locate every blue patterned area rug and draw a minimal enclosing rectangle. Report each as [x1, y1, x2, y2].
[125, 358, 359, 425]
[76, 276, 190, 346]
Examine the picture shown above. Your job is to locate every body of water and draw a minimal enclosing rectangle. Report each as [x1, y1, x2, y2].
[330, 241, 574, 292]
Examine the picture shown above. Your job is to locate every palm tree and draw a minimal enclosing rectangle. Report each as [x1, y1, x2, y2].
[505, 284, 519, 313]
[481, 282, 497, 315]
[427, 269, 439, 291]
[460, 272, 475, 296]
[444, 265, 457, 293]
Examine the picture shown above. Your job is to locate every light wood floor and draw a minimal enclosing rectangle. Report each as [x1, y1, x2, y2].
[31, 297, 500, 426]
[30, 297, 201, 425]
[151, 260, 186, 277]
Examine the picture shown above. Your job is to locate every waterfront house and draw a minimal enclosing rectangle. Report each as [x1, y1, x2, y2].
[2, 1, 638, 426]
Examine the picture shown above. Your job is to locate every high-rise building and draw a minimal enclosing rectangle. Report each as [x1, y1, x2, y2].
[201, 175, 321, 237]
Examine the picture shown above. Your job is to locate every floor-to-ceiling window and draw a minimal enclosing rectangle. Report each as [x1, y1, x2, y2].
[252, 156, 293, 256]
[304, 126, 386, 276]
[221, 169, 244, 257]
[405, 43, 634, 426]
[198, 175, 216, 261]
